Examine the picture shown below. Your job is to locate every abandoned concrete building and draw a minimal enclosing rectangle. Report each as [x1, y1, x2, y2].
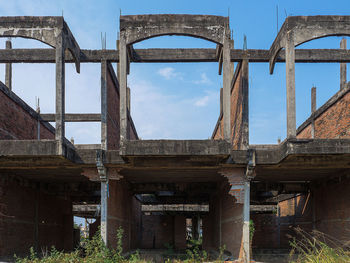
[0, 14, 350, 263]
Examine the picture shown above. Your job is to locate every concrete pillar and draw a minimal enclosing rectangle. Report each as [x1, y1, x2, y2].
[100, 178, 108, 245]
[5, 40, 12, 90]
[119, 34, 128, 148]
[55, 33, 65, 150]
[101, 60, 108, 150]
[242, 179, 250, 263]
[285, 31, 296, 138]
[340, 38, 347, 90]
[222, 30, 233, 141]
[311, 87, 316, 138]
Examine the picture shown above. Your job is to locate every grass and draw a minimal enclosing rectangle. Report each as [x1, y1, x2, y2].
[289, 227, 350, 263]
[14, 228, 226, 263]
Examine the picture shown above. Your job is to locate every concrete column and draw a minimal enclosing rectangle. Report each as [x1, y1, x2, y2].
[285, 31, 296, 138]
[100, 178, 108, 245]
[222, 32, 233, 141]
[242, 179, 250, 263]
[119, 34, 128, 148]
[55, 33, 65, 149]
[311, 87, 316, 138]
[340, 38, 347, 90]
[101, 60, 108, 150]
[5, 40, 12, 90]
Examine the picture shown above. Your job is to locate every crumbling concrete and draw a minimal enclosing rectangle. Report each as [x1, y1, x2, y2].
[0, 14, 350, 263]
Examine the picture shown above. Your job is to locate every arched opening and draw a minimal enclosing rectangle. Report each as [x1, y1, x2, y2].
[127, 35, 221, 139]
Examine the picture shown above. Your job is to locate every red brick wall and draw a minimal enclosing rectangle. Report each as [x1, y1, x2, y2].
[0, 86, 54, 140]
[203, 194, 220, 250]
[212, 63, 248, 151]
[0, 178, 73, 258]
[298, 90, 350, 139]
[107, 179, 141, 251]
[230, 67, 244, 150]
[220, 188, 243, 259]
[106, 66, 120, 150]
[140, 214, 186, 249]
[313, 178, 350, 242]
[141, 215, 174, 249]
[252, 195, 313, 249]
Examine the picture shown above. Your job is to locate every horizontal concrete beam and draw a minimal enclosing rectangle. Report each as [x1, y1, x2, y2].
[141, 204, 209, 212]
[1, 48, 350, 63]
[41, 113, 101, 122]
[122, 139, 231, 156]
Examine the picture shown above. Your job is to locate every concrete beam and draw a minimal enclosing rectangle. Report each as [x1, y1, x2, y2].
[1, 48, 350, 63]
[40, 113, 101, 122]
[120, 14, 228, 45]
[122, 140, 231, 156]
[0, 16, 80, 72]
[270, 16, 350, 74]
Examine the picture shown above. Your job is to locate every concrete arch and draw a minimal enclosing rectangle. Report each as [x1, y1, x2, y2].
[0, 16, 80, 73]
[120, 14, 229, 45]
[269, 16, 350, 74]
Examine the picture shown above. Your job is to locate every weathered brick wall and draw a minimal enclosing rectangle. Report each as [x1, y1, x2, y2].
[106, 65, 120, 150]
[202, 194, 220, 250]
[220, 187, 243, 259]
[298, 89, 350, 139]
[252, 195, 313, 249]
[141, 215, 174, 249]
[105, 64, 138, 150]
[212, 62, 248, 150]
[0, 177, 73, 258]
[140, 214, 186, 249]
[313, 178, 350, 242]
[0, 82, 54, 140]
[174, 215, 187, 249]
[107, 179, 141, 251]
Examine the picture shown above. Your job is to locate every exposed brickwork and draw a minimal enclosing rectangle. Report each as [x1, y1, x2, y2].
[0, 178, 73, 258]
[141, 215, 174, 249]
[0, 85, 54, 140]
[106, 64, 137, 150]
[213, 64, 248, 150]
[174, 215, 187, 249]
[107, 179, 141, 251]
[298, 89, 350, 139]
[106, 65, 120, 150]
[252, 195, 313, 249]
[140, 214, 186, 249]
[314, 178, 350, 242]
[221, 185, 243, 259]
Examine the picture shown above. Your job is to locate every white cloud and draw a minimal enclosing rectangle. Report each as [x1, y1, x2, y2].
[128, 75, 219, 139]
[193, 73, 212, 85]
[157, 67, 179, 80]
[194, 96, 210, 107]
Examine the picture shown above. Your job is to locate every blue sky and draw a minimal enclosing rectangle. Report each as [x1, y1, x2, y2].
[0, 0, 349, 144]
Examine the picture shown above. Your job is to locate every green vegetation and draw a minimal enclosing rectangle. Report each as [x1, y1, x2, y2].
[289, 227, 350, 263]
[14, 228, 227, 263]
